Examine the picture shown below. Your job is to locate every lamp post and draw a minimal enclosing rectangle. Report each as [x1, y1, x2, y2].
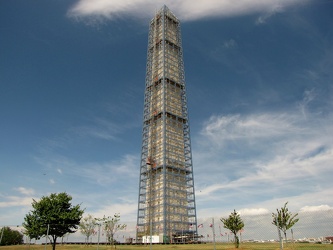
[96, 223, 101, 250]
[0, 227, 4, 245]
[211, 218, 216, 250]
[44, 224, 49, 250]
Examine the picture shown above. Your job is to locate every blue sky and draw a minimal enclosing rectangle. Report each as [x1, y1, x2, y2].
[1, 0, 333, 240]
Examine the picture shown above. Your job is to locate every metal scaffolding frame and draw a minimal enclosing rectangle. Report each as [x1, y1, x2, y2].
[136, 5, 197, 243]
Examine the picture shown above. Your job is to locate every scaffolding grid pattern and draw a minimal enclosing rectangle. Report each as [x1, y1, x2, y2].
[136, 5, 197, 242]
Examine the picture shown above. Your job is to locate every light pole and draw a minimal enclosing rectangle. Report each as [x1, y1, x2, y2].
[211, 218, 216, 250]
[44, 224, 49, 250]
[0, 227, 4, 245]
[96, 223, 101, 250]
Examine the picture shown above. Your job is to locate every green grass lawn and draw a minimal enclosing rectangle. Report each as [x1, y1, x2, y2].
[1, 243, 332, 250]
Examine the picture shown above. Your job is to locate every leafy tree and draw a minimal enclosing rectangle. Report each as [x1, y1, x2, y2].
[0, 227, 24, 246]
[97, 214, 126, 249]
[23, 192, 84, 250]
[79, 214, 96, 244]
[221, 210, 244, 248]
[272, 202, 299, 245]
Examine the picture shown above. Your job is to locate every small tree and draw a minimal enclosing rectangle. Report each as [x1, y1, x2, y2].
[220, 210, 244, 248]
[0, 227, 24, 246]
[79, 214, 96, 245]
[97, 214, 126, 249]
[23, 192, 84, 250]
[272, 202, 299, 246]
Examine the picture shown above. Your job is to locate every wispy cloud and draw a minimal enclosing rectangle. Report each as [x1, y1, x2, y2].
[34, 153, 139, 187]
[30, 153, 140, 223]
[201, 113, 301, 144]
[255, 4, 284, 25]
[14, 187, 35, 196]
[0, 196, 34, 208]
[68, 0, 308, 21]
[90, 202, 138, 221]
[193, 94, 333, 214]
[297, 88, 316, 119]
[73, 117, 121, 141]
[223, 39, 237, 49]
[76, 154, 139, 186]
[300, 205, 333, 212]
[239, 208, 270, 216]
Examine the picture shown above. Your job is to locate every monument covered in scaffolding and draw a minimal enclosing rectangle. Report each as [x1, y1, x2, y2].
[136, 6, 197, 243]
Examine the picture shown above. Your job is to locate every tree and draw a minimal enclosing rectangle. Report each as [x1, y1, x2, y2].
[79, 214, 96, 245]
[97, 214, 126, 249]
[220, 210, 244, 248]
[0, 227, 24, 246]
[272, 202, 299, 247]
[23, 192, 84, 250]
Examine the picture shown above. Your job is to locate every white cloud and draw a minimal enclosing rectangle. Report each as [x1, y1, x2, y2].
[89, 202, 138, 221]
[68, 0, 308, 21]
[73, 118, 120, 141]
[297, 88, 316, 119]
[239, 208, 270, 216]
[0, 196, 33, 208]
[223, 39, 237, 49]
[201, 113, 301, 145]
[73, 154, 139, 186]
[193, 99, 333, 214]
[14, 187, 35, 196]
[32, 152, 140, 222]
[255, 4, 284, 25]
[300, 205, 333, 212]
[195, 136, 332, 198]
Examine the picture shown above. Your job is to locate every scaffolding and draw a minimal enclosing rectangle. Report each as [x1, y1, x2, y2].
[136, 5, 197, 243]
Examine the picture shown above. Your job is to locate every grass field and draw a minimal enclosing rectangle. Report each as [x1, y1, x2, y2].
[0, 243, 332, 250]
